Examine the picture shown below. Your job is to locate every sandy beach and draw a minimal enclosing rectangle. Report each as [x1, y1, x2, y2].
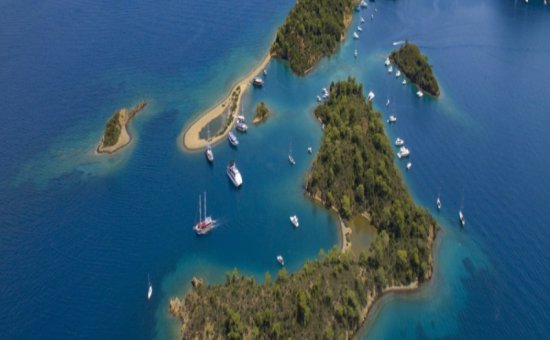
[97, 101, 147, 154]
[181, 53, 272, 151]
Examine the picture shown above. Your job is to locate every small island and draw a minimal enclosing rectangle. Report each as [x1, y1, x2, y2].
[271, 0, 355, 75]
[97, 101, 147, 154]
[390, 42, 440, 96]
[252, 101, 270, 124]
[169, 79, 437, 338]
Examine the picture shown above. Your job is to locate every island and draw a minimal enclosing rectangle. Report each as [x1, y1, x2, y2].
[390, 42, 440, 96]
[252, 101, 270, 124]
[97, 101, 147, 154]
[180, 0, 356, 151]
[169, 79, 437, 338]
[271, 0, 355, 75]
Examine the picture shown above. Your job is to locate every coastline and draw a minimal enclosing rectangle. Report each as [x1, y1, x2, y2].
[180, 52, 272, 151]
[97, 101, 147, 154]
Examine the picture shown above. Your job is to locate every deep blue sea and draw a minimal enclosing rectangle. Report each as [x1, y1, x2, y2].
[1, 0, 549, 338]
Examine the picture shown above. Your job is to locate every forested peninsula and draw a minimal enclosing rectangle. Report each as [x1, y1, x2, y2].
[390, 42, 440, 96]
[97, 101, 147, 154]
[169, 79, 437, 338]
[271, 0, 355, 75]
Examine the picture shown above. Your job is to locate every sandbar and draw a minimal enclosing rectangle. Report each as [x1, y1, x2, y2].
[180, 53, 272, 151]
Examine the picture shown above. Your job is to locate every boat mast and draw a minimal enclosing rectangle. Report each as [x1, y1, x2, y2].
[198, 194, 201, 223]
[204, 192, 207, 218]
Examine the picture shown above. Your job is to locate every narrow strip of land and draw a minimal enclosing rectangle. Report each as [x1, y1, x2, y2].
[181, 53, 271, 151]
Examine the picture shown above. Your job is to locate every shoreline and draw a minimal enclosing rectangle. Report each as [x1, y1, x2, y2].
[180, 52, 272, 151]
[97, 101, 147, 154]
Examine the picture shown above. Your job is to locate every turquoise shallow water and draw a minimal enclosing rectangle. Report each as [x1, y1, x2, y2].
[1, 0, 550, 338]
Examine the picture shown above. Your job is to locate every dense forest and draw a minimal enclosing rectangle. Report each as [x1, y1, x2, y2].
[102, 111, 121, 147]
[390, 42, 440, 96]
[271, 0, 355, 75]
[170, 79, 437, 338]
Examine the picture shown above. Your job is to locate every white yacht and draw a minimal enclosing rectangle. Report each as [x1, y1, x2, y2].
[252, 77, 264, 87]
[353, 32, 360, 39]
[395, 138, 404, 146]
[227, 161, 243, 187]
[396, 70, 401, 77]
[459, 210, 466, 227]
[385, 98, 390, 107]
[360, 0, 368, 8]
[385, 57, 391, 67]
[317, 95, 322, 102]
[367, 91, 375, 102]
[263, 69, 267, 76]
[406, 162, 412, 170]
[193, 192, 215, 235]
[388, 66, 393, 73]
[397, 146, 410, 159]
[360, 16, 365, 23]
[402, 79, 407, 85]
[357, 26, 363, 32]
[436, 195, 442, 210]
[205, 144, 214, 163]
[416, 90, 424, 98]
[290, 215, 299, 228]
[277, 255, 285, 266]
[236, 119, 248, 132]
[388, 115, 397, 123]
[307, 147, 313, 154]
[147, 274, 153, 300]
[228, 131, 239, 146]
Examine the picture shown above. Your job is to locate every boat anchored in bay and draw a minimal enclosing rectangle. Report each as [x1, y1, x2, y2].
[227, 161, 243, 187]
[147, 274, 153, 300]
[290, 215, 299, 228]
[193, 192, 216, 235]
[228, 131, 239, 146]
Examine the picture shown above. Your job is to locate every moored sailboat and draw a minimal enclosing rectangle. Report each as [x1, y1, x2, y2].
[193, 192, 215, 235]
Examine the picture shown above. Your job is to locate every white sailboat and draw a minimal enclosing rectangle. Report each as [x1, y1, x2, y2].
[147, 274, 153, 300]
[277, 255, 285, 266]
[193, 192, 215, 235]
[436, 194, 442, 210]
[288, 140, 296, 165]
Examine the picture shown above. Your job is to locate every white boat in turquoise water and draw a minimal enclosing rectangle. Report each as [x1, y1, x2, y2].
[388, 66, 393, 73]
[402, 79, 407, 85]
[277, 255, 284, 266]
[290, 215, 299, 228]
[395, 137, 404, 146]
[228, 131, 239, 146]
[396, 70, 401, 77]
[252, 77, 264, 87]
[205, 144, 214, 163]
[416, 90, 424, 98]
[236, 120, 248, 132]
[388, 115, 397, 123]
[386, 98, 390, 107]
[147, 274, 153, 300]
[357, 26, 363, 32]
[367, 91, 375, 102]
[437, 195, 442, 210]
[406, 162, 412, 171]
[459, 210, 466, 227]
[397, 146, 410, 159]
[353, 32, 359, 39]
[227, 161, 243, 187]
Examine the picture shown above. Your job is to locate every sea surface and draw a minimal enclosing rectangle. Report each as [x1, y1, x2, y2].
[1, 0, 549, 338]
